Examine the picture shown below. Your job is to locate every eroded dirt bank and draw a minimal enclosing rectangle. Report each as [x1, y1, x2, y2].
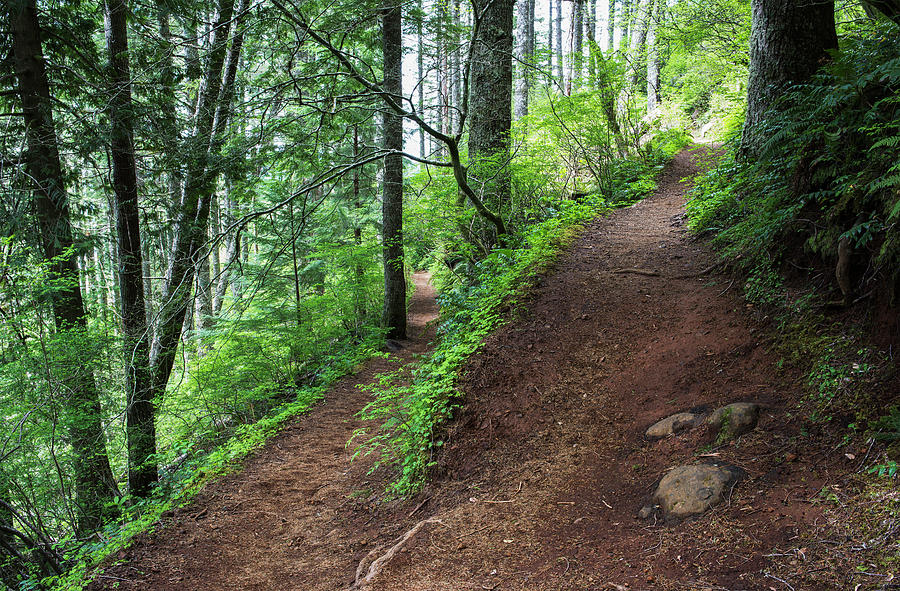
[94, 149, 846, 590]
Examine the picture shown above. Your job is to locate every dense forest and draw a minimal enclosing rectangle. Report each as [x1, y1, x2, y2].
[1, 0, 899, 588]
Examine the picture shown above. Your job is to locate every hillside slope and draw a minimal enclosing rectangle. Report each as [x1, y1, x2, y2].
[93, 149, 854, 590]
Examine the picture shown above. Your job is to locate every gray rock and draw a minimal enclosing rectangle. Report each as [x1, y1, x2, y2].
[645, 411, 702, 439]
[707, 402, 760, 442]
[653, 464, 743, 520]
[637, 504, 657, 520]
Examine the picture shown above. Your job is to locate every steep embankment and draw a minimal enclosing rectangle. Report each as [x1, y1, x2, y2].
[94, 149, 850, 590]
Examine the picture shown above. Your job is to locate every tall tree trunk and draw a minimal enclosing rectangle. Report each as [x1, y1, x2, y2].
[214, 190, 239, 314]
[417, 0, 426, 157]
[104, 0, 156, 498]
[587, 0, 597, 81]
[158, 1, 181, 224]
[514, 0, 531, 119]
[646, 0, 660, 111]
[352, 125, 366, 330]
[149, 0, 237, 405]
[555, 0, 564, 86]
[620, 0, 632, 50]
[195, 220, 213, 331]
[11, 0, 119, 532]
[573, 0, 584, 90]
[451, 0, 463, 130]
[627, 0, 649, 87]
[741, 0, 837, 157]
[528, 0, 535, 72]
[606, 0, 615, 53]
[547, 0, 555, 77]
[382, 0, 406, 340]
[469, 0, 514, 250]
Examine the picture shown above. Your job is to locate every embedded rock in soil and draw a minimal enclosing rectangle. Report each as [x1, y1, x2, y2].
[707, 402, 760, 442]
[645, 411, 703, 439]
[653, 464, 744, 520]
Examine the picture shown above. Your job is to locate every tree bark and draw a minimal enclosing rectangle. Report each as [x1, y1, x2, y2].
[555, 0, 564, 85]
[382, 0, 406, 340]
[417, 0, 426, 157]
[741, 0, 837, 157]
[104, 0, 156, 498]
[587, 0, 597, 80]
[149, 0, 236, 405]
[11, 0, 119, 532]
[573, 0, 584, 90]
[468, 0, 514, 250]
[514, 0, 531, 119]
[606, 0, 615, 53]
[627, 0, 649, 87]
[646, 0, 660, 111]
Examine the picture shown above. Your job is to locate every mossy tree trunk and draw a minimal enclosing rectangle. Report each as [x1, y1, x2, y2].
[740, 0, 837, 158]
[382, 0, 406, 340]
[11, 0, 120, 533]
[468, 0, 514, 251]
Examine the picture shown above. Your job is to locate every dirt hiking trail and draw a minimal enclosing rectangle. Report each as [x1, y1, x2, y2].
[94, 148, 846, 590]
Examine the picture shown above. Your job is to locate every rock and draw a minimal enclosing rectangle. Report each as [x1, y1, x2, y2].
[653, 463, 744, 520]
[645, 411, 703, 439]
[384, 339, 404, 352]
[637, 504, 657, 520]
[706, 402, 760, 442]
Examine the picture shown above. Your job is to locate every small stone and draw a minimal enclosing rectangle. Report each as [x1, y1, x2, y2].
[637, 505, 655, 519]
[645, 411, 703, 439]
[706, 402, 760, 442]
[653, 463, 744, 520]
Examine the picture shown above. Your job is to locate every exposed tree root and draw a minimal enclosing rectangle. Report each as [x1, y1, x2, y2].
[612, 262, 724, 279]
[350, 518, 440, 590]
[612, 268, 661, 276]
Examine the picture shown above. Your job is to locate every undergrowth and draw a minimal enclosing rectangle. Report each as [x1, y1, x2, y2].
[354, 196, 605, 496]
[684, 24, 900, 572]
[47, 343, 382, 591]
[685, 24, 899, 425]
[355, 136, 688, 496]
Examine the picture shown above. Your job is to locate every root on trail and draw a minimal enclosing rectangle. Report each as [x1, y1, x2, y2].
[612, 268, 660, 276]
[612, 262, 723, 279]
[350, 518, 441, 590]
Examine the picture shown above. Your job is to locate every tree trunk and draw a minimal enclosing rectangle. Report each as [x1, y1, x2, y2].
[741, 0, 837, 157]
[196, 220, 213, 331]
[469, 0, 514, 251]
[451, 0, 463, 130]
[555, 0, 564, 86]
[11, 0, 119, 533]
[587, 0, 597, 81]
[214, 190, 239, 314]
[352, 125, 366, 330]
[627, 0, 649, 87]
[104, 0, 156, 498]
[417, 0, 426, 157]
[149, 0, 236, 404]
[514, 0, 530, 119]
[621, 0, 632, 50]
[646, 0, 660, 111]
[573, 0, 584, 90]
[547, 0, 555, 77]
[606, 0, 615, 53]
[382, 0, 406, 340]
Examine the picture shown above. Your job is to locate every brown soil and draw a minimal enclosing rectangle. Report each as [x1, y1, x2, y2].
[92, 148, 853, 591]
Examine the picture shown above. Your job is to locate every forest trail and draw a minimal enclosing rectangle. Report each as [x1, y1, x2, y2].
[91, 273, 440, 590]
[95, 148, 843, 590]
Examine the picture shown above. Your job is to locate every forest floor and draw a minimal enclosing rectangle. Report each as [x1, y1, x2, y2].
[92, 148, 861, 591]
